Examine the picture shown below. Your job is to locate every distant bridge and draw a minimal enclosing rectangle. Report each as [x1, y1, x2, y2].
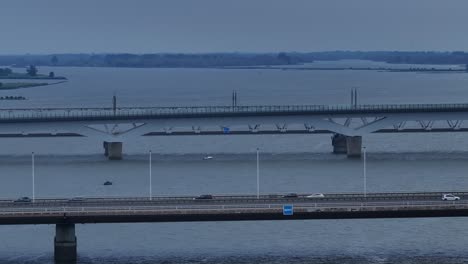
[2, 103, 468, 158]
[1, 191, 468, 261]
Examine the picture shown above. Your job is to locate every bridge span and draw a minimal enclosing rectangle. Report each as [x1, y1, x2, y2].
[1, 191, 468, 261]
[2, 103, 468, 159]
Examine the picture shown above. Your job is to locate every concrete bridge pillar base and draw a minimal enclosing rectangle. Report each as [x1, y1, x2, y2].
[103, 141, 123, 160]
[54, 223, 77, 262]
[346, 136, 362, 158]
[332, 134, 362, 158]
[332, 134, 347, 154]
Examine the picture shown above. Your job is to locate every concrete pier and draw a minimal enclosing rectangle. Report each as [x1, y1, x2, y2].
[103, 141, 123, 160]
[331, 134, 347, 154]
[54, 223, 77, 262]
[346, 136, 362, 158]
[332, 134, 362, 157]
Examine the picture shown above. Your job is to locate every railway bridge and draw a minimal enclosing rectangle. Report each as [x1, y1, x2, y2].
[2, 103, 468, 159]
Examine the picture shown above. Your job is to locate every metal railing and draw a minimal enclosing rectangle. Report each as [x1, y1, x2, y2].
[0, 191, 466, 210]
[1, 103, 468, 122]
[0, 200, 466, 217]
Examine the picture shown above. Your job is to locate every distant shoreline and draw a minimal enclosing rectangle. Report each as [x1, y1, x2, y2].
[1, 51, 468, 69]
[0, 81, 67, 90]
[0, 75, 67, 80]
[219, 66, 467, 73]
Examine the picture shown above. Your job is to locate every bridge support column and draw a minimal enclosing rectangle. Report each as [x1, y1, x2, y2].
[331, 134, 362, 158]
[332, 134, 347, 154]
[103, 141, 123, 160]
[346, 136, 362, 158]
[54, 223, 77, 262]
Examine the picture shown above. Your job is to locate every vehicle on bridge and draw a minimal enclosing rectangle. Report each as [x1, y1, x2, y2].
[68, 197, 86, 202]
[194, 194, 213, 200]
[306, 193, 325, 198]
[14, 197, 31, 203]
[282, 193, 298, 198]
[442, 194, 460, 201]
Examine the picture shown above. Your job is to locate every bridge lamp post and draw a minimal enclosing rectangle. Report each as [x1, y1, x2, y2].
[149, 150, 152, 201]
[363, 146, 367, 198]
[32, 152, 35, 202]
[256, 148, 260, 199]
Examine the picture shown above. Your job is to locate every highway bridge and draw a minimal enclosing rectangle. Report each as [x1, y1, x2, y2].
[1, 191, 468, 261]
[2, 103, 468, 159]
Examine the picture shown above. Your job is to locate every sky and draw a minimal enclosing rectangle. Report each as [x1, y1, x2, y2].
[1, 0, 468, 54]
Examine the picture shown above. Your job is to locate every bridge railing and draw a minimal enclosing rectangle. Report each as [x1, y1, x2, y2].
[0, 200, 467, 217]
[0, 191, 467, 207]
[2, 103, 468, 121]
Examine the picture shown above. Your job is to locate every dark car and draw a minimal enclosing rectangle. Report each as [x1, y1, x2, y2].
[282, 193, 298, 198]
[194, 194, 213, 200]
[14, 197, 32, 203]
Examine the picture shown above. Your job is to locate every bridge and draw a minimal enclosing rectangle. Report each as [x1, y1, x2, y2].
[1, 191, 468, 261]
[2, 103, 468, 159]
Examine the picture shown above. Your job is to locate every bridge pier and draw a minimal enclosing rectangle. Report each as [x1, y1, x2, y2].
[346, 136, 362, 158]
[103, 141, 123, 160]
[54, 223, 77, 262]
[332, 134, 347, 154]
[332, 134, 362, 158]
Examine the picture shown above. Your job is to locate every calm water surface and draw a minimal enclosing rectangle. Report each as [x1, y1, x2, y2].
[1, 61, 468, 263]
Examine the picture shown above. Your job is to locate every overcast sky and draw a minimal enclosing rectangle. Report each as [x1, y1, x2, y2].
[1, 0, 467, 54]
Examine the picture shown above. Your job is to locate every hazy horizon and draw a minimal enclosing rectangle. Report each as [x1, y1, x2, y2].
[2, 50, 468, 56]
[1, 0, 468, 54]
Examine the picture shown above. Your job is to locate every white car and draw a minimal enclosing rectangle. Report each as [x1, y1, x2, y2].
[306, 193, 325, 198]
[442, 194, 460, 201]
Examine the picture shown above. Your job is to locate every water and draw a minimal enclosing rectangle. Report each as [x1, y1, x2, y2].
[1, 61, 468, 263]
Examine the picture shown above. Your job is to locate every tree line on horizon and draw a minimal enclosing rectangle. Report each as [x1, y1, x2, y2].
[0, 51, 467, 68]
[0, 66, 56, 78]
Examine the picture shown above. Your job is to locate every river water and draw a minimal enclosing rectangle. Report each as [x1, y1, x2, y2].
[1, 61, 468, 263]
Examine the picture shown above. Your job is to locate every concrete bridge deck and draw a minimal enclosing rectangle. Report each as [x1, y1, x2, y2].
[1, 192, 468, 225]
[2, 103, 468, 122]
[4, 103, 468, 159]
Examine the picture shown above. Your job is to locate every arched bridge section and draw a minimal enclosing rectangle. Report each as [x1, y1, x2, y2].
[2, 103, 468, 159]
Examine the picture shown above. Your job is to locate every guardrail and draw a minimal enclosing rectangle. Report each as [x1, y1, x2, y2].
[1, 103, 468, 122]
[0, 191, 466, 208]
[0, 200, 466, 217]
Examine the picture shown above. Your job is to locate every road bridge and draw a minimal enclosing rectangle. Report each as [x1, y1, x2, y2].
[2, 103, 468, 159]
[1, 192, 468, 261]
